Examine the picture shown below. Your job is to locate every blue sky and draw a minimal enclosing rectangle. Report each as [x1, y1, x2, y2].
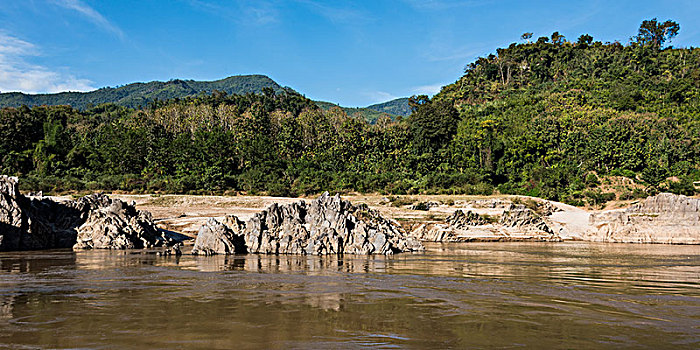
[1, 0, 699, 106]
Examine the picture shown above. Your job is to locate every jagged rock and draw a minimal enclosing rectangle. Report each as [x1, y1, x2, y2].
[1, 176, 82, 250]
[1, 175, 166, 251]
[411, 210, 490, 242]
[73, 194, 163, 250]
[199, 192, 424, 255]
[0, 176, 23, 250]
[448, 210, 488, 227]
[192, 217, 246, 255]
[500, 204, 554, 234]
[410, 201, 440, 211]
[412, 205, 559, 242]
[586, 193, 700, 244]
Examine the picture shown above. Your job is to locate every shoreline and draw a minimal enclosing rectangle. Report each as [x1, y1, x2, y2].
[100, 192, 699, 245]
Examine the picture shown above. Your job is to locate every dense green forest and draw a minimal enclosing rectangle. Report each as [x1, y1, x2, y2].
[1, 20, 698, 206]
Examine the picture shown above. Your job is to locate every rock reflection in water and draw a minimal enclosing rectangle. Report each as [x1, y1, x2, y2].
[0, 243, 697, 349]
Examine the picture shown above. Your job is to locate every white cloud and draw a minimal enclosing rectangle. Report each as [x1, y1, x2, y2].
[411, 83, 443, 96]
[0, 33, 94, 93]
[52, 0, 125, 39]
[364, 90, 398, 104]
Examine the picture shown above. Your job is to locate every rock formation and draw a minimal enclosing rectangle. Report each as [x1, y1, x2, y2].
[409, 201, 441, 211]
[410, 210, 490, 242]
[72, 194, 163, 249]
[412, 204, 559, 242]
[192, 192, 424, 255]
[0, 175, 167, 251]
[499, 204, 555, 236]
[191, 217, 246, 255]
[586, 193, 700, 244]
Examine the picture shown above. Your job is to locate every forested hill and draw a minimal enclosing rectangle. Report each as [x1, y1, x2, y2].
[0, 75, 286, 110]
[408, 19, 699, 203]
[367, 98, 411, 117]
[0, 19, 698, 205]
[315, 97, 410, 123]
[0, 74, 411, 121]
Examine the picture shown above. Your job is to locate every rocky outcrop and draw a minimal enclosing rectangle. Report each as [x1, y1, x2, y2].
[1, 176, 82, 250]
[411, 204, 559, 242]
[499, 204, 554, 235]
[193, 192, 424, 255]
[448, 210, 489, 227]
[0, 175, 167, 251]
[0, 176, 25, 249]
[191, 217, 246, 255]
[73, 194, 163, 250]
[586, 193, 700, 244]
[409, 201, 441, 211]
[411, 210, 490, 242]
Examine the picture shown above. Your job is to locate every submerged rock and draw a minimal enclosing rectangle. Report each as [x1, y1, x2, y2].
[586, 193, 700, 244]
[193, 192, 424, 255]
[0, 175, 166, 251]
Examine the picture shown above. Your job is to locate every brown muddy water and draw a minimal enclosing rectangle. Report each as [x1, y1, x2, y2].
[0, 242, 698, 349]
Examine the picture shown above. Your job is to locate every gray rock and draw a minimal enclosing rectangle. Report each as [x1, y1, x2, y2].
[73, 194, 163, 250]
[411, 206, 559, 243]
[448, 210, 488, 227]
[0, 176, 23, 250]
[201, 192, 423, 255]
[192, 217, 246, 255]
[586, 193, 700, 244]
[499, 204, 554, 234]
[409, 201, 441, 211]
[1, 175, 165, 251]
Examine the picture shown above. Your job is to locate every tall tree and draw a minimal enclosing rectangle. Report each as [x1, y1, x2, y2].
[634, 18, 680, 48]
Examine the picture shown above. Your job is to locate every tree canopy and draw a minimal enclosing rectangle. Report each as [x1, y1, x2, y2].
[0, 19, 697, 206]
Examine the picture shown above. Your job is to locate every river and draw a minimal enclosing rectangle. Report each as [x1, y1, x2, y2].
[0, 242, 698, 349]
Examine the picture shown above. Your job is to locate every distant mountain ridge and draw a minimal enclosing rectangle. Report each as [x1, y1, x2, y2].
[0, 75, 413, 120]
[0, 75, 286, 110]
[366, 98, 411, 117]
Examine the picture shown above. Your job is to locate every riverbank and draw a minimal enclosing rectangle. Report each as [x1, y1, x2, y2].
[103, 192, 699, 245]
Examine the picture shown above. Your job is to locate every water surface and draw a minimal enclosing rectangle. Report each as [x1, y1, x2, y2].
[0, 242, 698, 349]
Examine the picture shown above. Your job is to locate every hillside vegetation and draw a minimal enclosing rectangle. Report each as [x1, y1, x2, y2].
[315, 100, 405, 123]
[0, 74, 410, 122]
[0, 75, 285, 110]
[0, 19, 697, 206]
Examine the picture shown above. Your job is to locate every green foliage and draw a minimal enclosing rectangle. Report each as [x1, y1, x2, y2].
[0, 75, 286, 110]
[366, 98, 412, 117]
[0, 19, 698, 204]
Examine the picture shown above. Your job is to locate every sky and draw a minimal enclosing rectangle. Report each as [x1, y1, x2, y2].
[1, 1, 700, 107]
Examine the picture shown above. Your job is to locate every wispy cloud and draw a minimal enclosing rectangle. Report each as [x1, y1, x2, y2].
[411, 83, 443, 96]
[52, 0, 125, 39]
[363, 90, 398, 104]
[185, 0, 278, 26]
[0, 33, 94, 93]
[402, 0, 491, 11]
[294, 0, 369, 24]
